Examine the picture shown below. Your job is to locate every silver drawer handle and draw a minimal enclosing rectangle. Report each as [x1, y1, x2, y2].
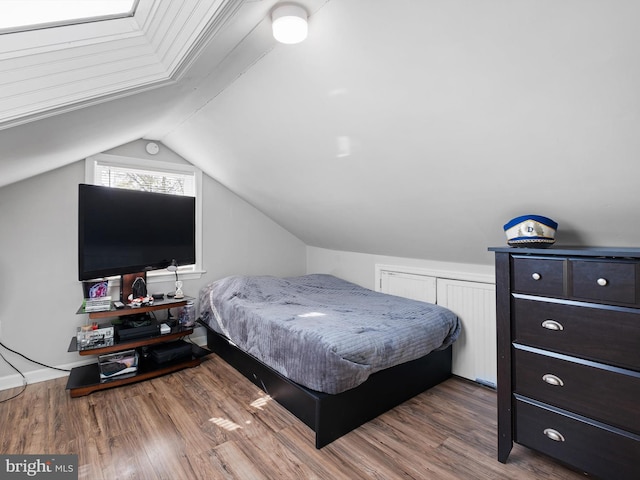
[543, 428, 565, 442]
[542, 320, 564, 331]
[597, 278, 608, 286]
[531, 272, 541, 280]
[542, 374, 564, 387]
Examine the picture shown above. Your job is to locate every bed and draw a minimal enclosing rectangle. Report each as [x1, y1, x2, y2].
[198, 273, 460, 448]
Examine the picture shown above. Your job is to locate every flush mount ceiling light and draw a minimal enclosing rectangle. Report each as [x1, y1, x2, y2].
[272, 4, 308, 44]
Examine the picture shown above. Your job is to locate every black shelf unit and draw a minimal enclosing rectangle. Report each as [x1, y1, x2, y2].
[66, 297, 209, 397]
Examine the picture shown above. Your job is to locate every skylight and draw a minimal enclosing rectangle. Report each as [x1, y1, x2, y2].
[0, 0, 138, 34]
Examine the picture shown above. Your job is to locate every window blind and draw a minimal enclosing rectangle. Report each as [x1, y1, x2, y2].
[95, 164, 195, 196]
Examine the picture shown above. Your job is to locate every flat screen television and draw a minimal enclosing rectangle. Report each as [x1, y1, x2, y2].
[78, 184, 196, 281]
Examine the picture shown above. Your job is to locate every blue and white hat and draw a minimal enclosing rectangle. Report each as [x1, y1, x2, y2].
[503, 215, 558, 247]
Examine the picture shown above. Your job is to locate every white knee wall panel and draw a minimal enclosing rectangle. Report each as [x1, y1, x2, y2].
[376, 265, 496, 387]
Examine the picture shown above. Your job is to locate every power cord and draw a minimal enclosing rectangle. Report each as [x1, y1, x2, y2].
[0, 341, 71, 372]
[0, 349, 26, 403]
[0, 340, 71, 403]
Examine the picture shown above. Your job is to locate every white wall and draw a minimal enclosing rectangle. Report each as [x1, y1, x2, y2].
[0, 141, 306, 388]
[306, 246, 494, 290]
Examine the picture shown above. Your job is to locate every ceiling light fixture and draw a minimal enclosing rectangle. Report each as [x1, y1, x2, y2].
[272, 4, 308, 44]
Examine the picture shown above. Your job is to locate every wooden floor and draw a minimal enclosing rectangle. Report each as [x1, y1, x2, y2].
[0, 353, 589, 480]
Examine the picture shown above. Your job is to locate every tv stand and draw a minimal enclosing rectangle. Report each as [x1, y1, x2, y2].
[121, 313, 152, 327]
[66, 296, 209, 397]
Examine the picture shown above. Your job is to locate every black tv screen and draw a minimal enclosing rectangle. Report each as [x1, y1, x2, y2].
[78, 184, 196, 281]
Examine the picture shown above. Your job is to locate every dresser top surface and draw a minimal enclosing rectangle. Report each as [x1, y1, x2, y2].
[489, 245, 640, 258]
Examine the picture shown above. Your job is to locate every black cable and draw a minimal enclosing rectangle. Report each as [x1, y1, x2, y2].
[0, 341, 71, 372]
[0, 340, 74, 402]
[0, 349, 27, 403]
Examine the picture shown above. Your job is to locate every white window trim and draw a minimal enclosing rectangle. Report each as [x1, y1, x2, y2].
[0, 0, 138, 34]
[85, 153, 205, 284]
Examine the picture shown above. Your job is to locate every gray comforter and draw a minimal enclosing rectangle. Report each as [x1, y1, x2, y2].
[199, 274, 460, 394]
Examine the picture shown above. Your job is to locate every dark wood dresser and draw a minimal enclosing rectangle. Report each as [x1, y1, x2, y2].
[489, 246, 640, 480]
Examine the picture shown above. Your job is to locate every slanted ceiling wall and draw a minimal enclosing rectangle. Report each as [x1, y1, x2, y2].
[162, 0, 640, 265]
[1, 1, 639, 267]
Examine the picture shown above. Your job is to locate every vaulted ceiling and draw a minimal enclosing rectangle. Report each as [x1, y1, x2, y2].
[2, 0, 640, 265]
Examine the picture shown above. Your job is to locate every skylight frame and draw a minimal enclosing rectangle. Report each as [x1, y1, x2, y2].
[0, 0, 140, 35]
[0, 0, 245, 131]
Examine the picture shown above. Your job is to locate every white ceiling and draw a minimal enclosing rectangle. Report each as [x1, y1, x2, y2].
[2, 0, 640, 265]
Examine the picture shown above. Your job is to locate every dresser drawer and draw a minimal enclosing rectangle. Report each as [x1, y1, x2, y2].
[513, 347, 640, 434]
[513, 297, 640, 370]
[570, 259, 638, 305]
[512, 257, 564, 297]
[514, 396, 640, 480]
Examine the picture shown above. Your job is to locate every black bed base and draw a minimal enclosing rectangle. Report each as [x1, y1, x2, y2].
[202, 324, 453, 448]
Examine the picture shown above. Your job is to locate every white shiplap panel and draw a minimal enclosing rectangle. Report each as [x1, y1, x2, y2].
[437, 278, 496, 387]
[379, 270, 437, 304]
[0, 17, 140, 58]
[0, 58, 168, 114]
[147, 0, 241, 74]
[0, 35, 150, 71]
[0, 43, 158, 95]
[375, 264, 496, 387]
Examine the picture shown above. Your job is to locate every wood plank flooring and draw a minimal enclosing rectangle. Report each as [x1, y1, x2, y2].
[0, 354, 590, 479]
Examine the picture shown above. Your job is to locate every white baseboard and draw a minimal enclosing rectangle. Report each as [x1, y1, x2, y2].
[0, 334, 208, 392]
[0, 358, 93, 392]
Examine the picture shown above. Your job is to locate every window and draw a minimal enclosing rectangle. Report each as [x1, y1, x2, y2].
[85, 153, 204, 280]
[94, 162, 196, 196]
[0, 0, 137, 34]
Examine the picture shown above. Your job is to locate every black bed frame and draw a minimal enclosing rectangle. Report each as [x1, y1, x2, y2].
[200, 322, 453, 448]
